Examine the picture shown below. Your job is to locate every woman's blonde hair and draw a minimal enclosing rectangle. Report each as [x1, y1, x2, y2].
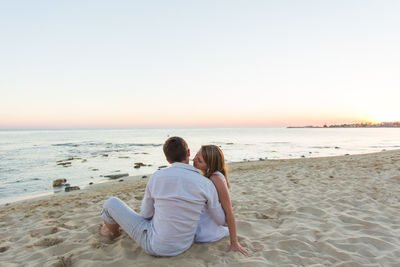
[201, 145, 231, 190]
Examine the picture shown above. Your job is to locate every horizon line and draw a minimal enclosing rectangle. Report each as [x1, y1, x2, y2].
[0, 126, 289, 131]
[2, 122, 398, 131]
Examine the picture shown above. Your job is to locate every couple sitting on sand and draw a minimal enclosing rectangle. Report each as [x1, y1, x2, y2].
[98, 136, 249, 256]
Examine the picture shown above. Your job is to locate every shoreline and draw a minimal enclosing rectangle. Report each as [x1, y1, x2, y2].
[2, 127, 399, 207]
[0, 174, 146, 207]
[1, 149, 399, 266]
[0, 149, 393, 207]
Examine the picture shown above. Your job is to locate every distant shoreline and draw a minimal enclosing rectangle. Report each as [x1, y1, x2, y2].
[288, 121, 400, 128]
[287, 126, 400, 128]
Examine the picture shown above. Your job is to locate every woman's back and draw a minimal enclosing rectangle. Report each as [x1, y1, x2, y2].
[195, 171, 229, 242]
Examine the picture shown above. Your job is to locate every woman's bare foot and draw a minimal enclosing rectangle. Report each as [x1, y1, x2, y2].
[98, 223, 119, 239]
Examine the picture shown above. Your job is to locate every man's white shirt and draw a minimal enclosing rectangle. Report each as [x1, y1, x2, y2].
[140, 162, 226, 256]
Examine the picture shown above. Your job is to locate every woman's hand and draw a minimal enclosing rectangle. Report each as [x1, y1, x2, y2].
[229, 243, 250, 256]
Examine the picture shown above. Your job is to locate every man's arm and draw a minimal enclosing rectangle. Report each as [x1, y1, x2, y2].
[140, 177, 155, 219]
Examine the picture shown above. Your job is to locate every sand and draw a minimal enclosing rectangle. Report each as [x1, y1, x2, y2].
[0, 150, 399, 266]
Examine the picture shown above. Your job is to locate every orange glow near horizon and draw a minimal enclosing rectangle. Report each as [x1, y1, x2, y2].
[369, 113, 400, 124]
[0, 109, 387, 129]
[2, 1, 400, 131]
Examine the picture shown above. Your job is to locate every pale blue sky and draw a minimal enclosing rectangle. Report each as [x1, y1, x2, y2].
[1, 1, 399, 128]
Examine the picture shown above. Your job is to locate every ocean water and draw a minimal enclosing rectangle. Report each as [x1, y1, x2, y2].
[0, 128, 399, 204]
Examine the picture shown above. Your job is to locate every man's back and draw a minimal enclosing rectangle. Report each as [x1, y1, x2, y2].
[140, 162, 225, 256]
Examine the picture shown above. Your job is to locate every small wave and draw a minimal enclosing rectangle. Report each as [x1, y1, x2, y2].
[52, 143, 79, 147]
[370, 145, 400, 148]
[124, 143, 162, 147]
[57, 157, 82, 162]
[85, 142, 108, 146]
[0, 168, 19, 173]
[114, 149, 130, 152]
[54, 141, 110, 147]
[80, 143, 163, 149]
[8, 177, 41, 184]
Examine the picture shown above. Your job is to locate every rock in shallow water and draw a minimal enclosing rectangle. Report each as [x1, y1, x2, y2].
[53, 179, 67, 187]
[104, 173, 129, 179]
[65, 186, 80, 192]
[57, 162, 71, 167]
[134, 162, 146, 168]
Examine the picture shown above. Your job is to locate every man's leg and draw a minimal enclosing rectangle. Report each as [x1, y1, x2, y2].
[100, 197, 155, 254]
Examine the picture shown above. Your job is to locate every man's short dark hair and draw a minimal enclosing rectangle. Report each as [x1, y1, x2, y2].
[163, 136, 188, 163]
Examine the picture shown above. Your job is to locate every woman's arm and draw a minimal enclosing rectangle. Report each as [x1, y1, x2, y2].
[209, 174, 249, 256]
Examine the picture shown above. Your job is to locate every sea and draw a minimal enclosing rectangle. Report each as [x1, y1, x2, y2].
[1, 128, 399, 204]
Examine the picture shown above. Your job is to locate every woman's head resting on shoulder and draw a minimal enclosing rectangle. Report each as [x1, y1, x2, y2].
[193, 145, 231, 190]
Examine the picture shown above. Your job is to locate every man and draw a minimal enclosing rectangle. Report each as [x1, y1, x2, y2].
[98, 136, 225, 256]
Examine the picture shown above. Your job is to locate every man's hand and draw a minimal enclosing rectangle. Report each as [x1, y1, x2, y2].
[229, 243, 250, 256]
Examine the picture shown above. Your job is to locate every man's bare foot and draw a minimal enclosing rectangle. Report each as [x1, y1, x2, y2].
[98, 223, 119, 239]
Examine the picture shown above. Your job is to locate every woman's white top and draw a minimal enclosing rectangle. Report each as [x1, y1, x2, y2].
[194, 171, 229, 242]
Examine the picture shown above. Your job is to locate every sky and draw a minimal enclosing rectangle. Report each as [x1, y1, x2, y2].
[1, 0, 399, 128]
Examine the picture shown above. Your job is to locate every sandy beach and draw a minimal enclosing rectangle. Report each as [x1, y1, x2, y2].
[1, 150, 399, 266]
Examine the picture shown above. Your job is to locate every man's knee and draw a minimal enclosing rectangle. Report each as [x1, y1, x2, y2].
[104, 197, 121, 208]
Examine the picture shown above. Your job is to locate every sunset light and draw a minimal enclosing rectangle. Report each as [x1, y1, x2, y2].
[1, 2, 400, 265]
[370, 112, 400, 124]
[1, 1, 399, 129]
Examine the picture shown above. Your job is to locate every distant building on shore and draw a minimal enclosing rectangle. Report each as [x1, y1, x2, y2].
[287, 121, 400, 128]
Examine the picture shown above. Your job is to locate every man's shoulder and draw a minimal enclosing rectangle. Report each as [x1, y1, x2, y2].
[151, 166, 213, 185]
[150, 166, 177, 177]
[151, 168, 167, 177]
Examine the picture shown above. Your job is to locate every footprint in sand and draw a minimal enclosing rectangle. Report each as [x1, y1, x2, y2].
[55, 255, 72, 266]
[297, 207, 326, 217]
[338, 215, 379, 228]
[46, 210, 64, 219]
[59, 223, 79, 230]
[30, 227, 58, 237]
[30, 232, 43, 238]
[348, 236, 396, 251]
[31, 237, 64, 247]
[91, 240, 106, 249]
[388, 175, 400, 183]
[276, 239, 313, 252]
[255, 213, 271, 219]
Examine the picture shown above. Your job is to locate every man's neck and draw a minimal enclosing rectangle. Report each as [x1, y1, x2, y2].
[172, 160, 189, 164]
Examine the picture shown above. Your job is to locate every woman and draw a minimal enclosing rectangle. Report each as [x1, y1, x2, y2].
[193, 145, 249, 256]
